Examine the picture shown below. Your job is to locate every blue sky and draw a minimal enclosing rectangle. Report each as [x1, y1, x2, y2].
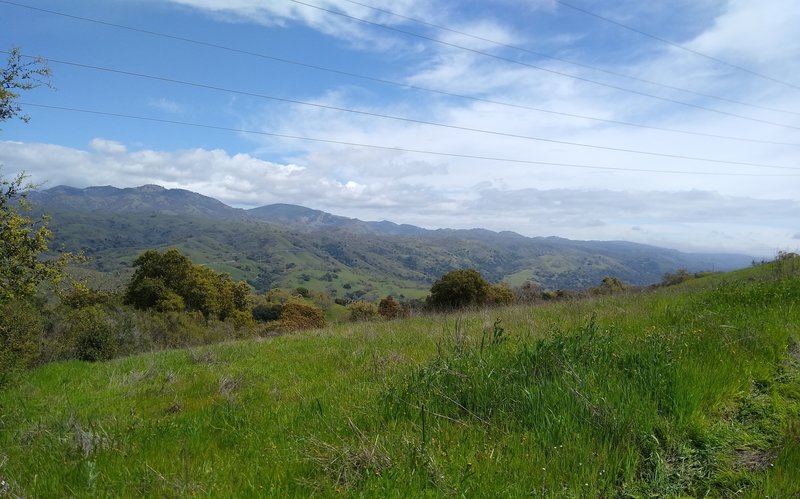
[1, 0, 799, 256]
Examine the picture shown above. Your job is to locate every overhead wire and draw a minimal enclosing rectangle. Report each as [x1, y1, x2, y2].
[555, 0, 800, 91]
[19, 102, 800, 178]
[1, 2, 798, 141]
[8, 51, 800, 172]
[339, 0, 800, 116]
[285, 0, 800, 128]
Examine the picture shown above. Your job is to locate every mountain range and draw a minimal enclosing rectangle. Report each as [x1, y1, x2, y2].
[29, 185, 755, 300]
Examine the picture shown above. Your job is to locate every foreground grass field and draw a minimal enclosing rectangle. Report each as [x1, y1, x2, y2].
[1, 262, 799, 497]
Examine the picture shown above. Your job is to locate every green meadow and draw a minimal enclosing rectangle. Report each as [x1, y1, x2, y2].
[1, 261, 799, 497]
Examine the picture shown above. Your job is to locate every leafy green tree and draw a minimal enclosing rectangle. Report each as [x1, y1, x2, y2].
[428, 269, 490, 310]
[0, 174, 71, 303]
[1, 47, 51, 127]
[1, 49, 66, 304]
[124, 248, 249, 320]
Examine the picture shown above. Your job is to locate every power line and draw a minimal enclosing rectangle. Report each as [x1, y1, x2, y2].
[2, 5, 798, 145]
[286, 0, 800, 127]
[12, 52, 800, 171]
[555, 0, 800, 91]
[19, 102, 800, 177]
[339, 0, 800, 116]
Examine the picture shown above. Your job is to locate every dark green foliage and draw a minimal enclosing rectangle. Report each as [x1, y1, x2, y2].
[0, 299, 41, 386]
[124, 248, 249, 320]
[428, 269, 490, 310]
[252, 303, 282, 322]
[70, 306, 118, 362]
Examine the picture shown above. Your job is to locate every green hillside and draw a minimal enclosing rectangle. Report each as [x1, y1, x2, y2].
[1, 260, 798, 497]
[30, 185, 755, 298]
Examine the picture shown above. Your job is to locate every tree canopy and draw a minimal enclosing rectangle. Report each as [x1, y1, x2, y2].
[0, 174, 71, 303]
[1, 50, 64, 304]
[124, 248, 250, 320]
[427, 269, 490, 310]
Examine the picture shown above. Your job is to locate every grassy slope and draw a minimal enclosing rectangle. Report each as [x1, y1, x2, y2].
[1, 264, 799, 497]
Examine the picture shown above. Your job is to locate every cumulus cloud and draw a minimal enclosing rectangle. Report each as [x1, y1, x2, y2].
[0, 139, 441, 211]
[4, 0, 799, 257]
[3, 138, 798, 255]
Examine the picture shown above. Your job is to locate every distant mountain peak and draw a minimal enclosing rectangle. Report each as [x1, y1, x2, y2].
[136, 184, 167, 192]
[32, 184, 245, 220]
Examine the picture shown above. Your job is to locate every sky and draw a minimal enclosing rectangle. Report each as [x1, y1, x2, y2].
[1, 0, 799, 256]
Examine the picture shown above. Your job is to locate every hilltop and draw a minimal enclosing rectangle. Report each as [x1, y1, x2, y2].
[29, 185, 754, 298]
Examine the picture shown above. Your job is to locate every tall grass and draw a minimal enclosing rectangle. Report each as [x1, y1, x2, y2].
[0, 265, 798, 496]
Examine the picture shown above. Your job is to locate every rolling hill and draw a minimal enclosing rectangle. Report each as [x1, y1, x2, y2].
[2, 259, 798, 496]
[29, 185, 754, 297]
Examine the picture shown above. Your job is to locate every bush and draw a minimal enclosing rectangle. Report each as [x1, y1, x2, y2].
[279, 299, 327, 331]
[71, 306, 118, 362]
[0, 300, 42, 386]
[348, 301, 379, 322]
[61, 282, 114, 309]
[661, 269, 692, 287]
[514, 281, 542, 304]
[378, 296, 403, 320]
[252, 303, 283, 322]
[487, 283, 514, 306]
[428, 269, 490, 310]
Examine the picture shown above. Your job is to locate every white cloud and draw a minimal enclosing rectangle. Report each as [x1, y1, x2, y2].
[147, 98, 185, 114]
[161, 0, 442, 51]
[89, 138, 127, 154]
[4, 0, 799, 257]
[2, 139, 798, 255]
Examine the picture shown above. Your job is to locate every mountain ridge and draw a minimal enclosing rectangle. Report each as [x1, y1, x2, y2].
[28, 184, 755, 298]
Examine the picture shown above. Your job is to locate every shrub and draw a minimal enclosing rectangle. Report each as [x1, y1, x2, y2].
[279, 299, 326, 331]
[252, 303, 283, 322]
[378, 296, 403, 320]
[0, 300, 42, 386]
[428, 269, 490, 310]
[661, 269, 692, 287]
[71, 306, 118, 362]
[348, 301, 379, 322]
[487, 283, 514, 306]
[514, 281, 542, 304]
[61, 282, 114, 309]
